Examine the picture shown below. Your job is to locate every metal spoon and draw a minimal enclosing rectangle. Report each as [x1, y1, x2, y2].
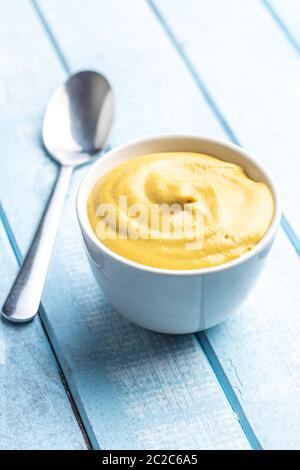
[2, 70, 114, 323]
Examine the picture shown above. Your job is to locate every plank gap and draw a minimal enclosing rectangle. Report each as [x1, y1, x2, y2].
[31, 0, 70, 73]
[147, 0, 240, 145]
[261, 0, 300, 55]
[196, 332, 263, 450]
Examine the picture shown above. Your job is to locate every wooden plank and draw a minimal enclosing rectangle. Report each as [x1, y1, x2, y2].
[0, 219, 86, 449]
[145, 0, 300, 448]
[153, 0, 300, 240]
[0, 0, 250, 449]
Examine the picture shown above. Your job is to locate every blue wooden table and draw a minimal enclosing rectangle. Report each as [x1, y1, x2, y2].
[1, 0, 300, 450]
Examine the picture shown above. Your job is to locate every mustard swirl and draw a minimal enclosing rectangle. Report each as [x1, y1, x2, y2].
[87, 152, 274, 269]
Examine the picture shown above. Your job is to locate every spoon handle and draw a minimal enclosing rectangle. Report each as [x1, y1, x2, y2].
[2, 165, 73, 322]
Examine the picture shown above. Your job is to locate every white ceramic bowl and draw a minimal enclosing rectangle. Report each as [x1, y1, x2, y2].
[77, 135, 281, 334]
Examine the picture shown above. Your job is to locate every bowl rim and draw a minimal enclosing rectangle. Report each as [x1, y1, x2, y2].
[76, 134, 281, 276]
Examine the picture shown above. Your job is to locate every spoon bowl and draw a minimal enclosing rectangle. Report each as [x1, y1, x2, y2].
[43, 70, 114, 166]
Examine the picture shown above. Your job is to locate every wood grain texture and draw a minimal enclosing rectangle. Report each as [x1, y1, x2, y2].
[0, 221, 86, 449]
[154, 0, 300, 239]
[0, 0, 250, 449]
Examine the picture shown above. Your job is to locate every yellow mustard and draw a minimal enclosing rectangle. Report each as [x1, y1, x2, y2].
[87, 152, 274, 270]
